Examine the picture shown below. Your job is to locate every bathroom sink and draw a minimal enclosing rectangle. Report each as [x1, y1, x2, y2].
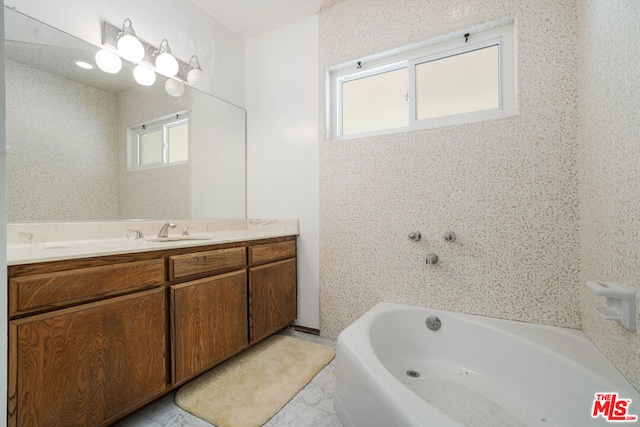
[147, 236, 211, 243]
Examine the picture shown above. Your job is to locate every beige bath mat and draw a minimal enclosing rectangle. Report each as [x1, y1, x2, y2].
[174, 334, 335, 427]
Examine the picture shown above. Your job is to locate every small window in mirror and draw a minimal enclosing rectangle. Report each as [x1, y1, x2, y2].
[139, 129, 163, 165]
[167, 121, 189, 163]
[130, 111, 188, 169]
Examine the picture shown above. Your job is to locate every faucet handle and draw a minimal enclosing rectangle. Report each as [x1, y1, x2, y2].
[408, 231, 422, 241]
[126, 228, 144, 240]
[182, 226, 195, 236]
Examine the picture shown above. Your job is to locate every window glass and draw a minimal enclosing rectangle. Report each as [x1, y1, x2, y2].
[168, 122, 188, 163]
[341, 67, 408, 135]
[415, 45, 499, 120]
[328, 21, 515, 140]
[139, 130, 163, 165]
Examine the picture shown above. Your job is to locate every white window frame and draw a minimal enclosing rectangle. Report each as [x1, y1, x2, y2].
[128, 111, 189, 170]
[327, 19, 516, 140]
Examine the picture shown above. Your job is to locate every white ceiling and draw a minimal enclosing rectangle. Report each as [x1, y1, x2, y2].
[188, 0, 322, 39]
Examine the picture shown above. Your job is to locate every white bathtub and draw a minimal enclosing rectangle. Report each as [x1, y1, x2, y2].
[335, 302, 640, 427]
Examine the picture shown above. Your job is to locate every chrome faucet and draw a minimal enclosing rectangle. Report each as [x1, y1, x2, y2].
[157, 222, 176, 238]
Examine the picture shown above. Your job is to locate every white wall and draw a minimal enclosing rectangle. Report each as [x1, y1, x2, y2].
[246, 15, 320, 329]
[5, 0, 246, 107]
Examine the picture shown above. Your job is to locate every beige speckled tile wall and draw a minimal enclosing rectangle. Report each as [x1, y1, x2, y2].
[319, 0, 581, 339]
[6, 59, 119, 221]
[578, 1, 640, 391]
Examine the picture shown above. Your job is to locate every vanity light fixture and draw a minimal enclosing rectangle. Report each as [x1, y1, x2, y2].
[94, 49, 122, 73]
[101, 19, 203, 86]
[133, 64, 156, 86]
[186, 55, 204, 85]
[116, 18, 145, 62]
[155, 39, 179, 77]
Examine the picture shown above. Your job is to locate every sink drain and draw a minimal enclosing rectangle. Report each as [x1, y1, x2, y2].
[406, 370, 420, 378]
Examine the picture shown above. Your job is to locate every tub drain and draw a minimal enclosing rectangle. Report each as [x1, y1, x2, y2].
[406, 370, 420, 378]
[425, 316, 441, 331]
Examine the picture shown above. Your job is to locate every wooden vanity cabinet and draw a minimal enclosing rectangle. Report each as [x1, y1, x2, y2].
[7, 235, 297, 426]
[9, 288, 166, 427]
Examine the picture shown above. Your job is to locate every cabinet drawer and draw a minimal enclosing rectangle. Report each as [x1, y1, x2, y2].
[9, 259, 165, 317]
[248, 240, 296, 265]
[169, 247, 246, 280]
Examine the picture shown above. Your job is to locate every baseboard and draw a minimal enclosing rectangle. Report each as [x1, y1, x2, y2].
[293, 325, 320, 335]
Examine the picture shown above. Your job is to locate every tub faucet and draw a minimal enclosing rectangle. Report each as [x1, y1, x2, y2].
[425, 253, 439, 265]
[157, 222, 176, 238]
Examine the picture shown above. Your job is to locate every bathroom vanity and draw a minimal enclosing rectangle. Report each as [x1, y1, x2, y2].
[6, 222, 298, 426]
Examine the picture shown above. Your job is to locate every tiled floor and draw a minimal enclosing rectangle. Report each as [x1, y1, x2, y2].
[114, 329, 344, 427]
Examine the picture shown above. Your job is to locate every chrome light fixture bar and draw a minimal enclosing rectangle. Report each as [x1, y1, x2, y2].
[101, 20, 200, 83]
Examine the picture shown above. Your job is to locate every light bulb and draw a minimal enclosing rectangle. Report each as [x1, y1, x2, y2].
[95, 49, 122, 74]
[165, 79, 185, 97]
[187, 67, 204, 85]
[155, 40, 179, 77]
[156, 52, 179, 76]
[117, 34, 145, 62]
[133, 65, 156, 86]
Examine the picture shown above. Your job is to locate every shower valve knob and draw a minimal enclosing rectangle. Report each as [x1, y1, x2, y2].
[408, 231, 422, 241]
[425, 253, 439, 264]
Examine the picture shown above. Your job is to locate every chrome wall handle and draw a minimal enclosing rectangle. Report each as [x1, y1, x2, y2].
[443, 231, 456, 242]
[408, 231, 422, 241]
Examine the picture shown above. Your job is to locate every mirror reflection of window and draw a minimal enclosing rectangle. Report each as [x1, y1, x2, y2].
[167, 121, 189, 163]
[139, 130, 163, 165]
[132, 112, 189, 169]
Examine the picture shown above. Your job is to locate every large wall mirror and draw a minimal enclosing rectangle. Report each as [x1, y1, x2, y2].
[4, 7, 246, 222]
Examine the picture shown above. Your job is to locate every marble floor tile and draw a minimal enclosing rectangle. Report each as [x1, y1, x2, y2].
[113, 328, 343, 427]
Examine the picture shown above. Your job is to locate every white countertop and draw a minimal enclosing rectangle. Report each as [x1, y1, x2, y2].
[7, 219, 298, 265]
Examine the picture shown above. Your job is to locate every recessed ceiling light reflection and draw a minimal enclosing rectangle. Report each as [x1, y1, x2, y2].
[74, 60, 94, 70]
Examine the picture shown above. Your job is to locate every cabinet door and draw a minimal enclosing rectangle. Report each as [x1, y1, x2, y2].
[249, 258, 297, 343]
[9, 288, 166, 427]
[171, 270, 248, 385]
